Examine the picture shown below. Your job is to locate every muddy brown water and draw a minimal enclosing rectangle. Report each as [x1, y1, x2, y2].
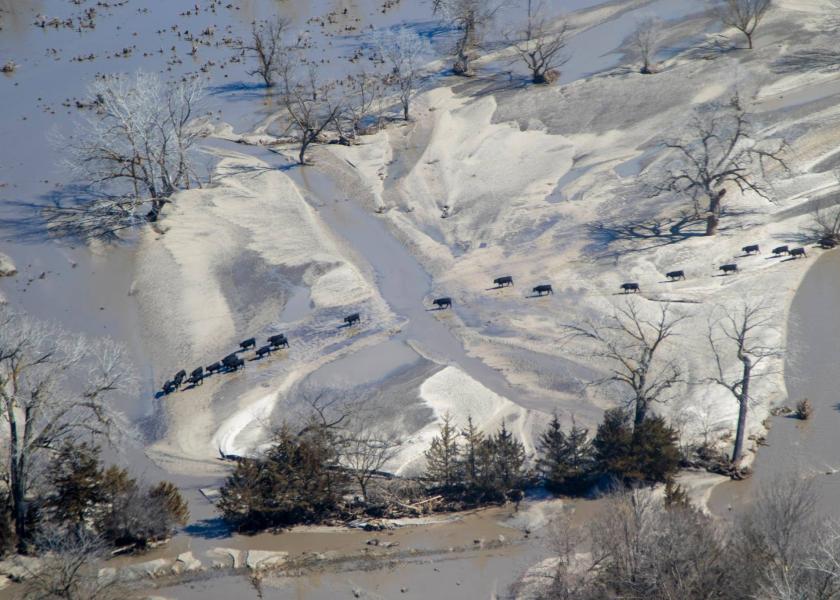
[709, 248, 840, 519]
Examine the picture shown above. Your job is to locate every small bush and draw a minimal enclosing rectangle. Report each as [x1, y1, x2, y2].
[795, 398, 812, 420]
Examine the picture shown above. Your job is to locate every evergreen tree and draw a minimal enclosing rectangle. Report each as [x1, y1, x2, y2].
[45, 441, 104, 529]
[593, 408, 633, 480]
[629, 415, 680, 484]
[537, 415, 594, 494]
[461, 415, 484, 491]
[218, 424, 348, 531]
[593, 409, 680, 485]
[492, 422, 527, 492]
[148, 481, 190, 528]
[424, 413, 462, 491]
[536, 413, 567, 490]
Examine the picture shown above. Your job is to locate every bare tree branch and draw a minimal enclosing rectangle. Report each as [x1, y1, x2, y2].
[563, 300, 686, 429]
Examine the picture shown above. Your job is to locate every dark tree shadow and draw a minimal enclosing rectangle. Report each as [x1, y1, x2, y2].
[772, 49, 840, 75]
[183, 518, 233, 540]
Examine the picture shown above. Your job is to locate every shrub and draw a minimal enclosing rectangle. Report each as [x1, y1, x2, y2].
[593, 410, 679, 484]
[218, 425, 348, 531]
[795, 398, 812, 420]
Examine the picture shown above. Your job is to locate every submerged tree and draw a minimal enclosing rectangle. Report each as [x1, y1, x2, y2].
[708, 300, 781, 465]
[563, 301, 686, 430]
[654, 95, 788, 235]
[433, 0, 502, 76]
[241, 18, 291, 87]
[54, 71, 205, 238]
[376, 27, 430, 121]
[0, 307, 129, 551]
[279, 63, 344, 164]
[719, 0, 772, 49]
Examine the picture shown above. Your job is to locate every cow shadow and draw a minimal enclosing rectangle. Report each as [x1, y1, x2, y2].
[485, 285, 512, 291]
[526, 293, 553, 299]
[780, 256, 808, 263]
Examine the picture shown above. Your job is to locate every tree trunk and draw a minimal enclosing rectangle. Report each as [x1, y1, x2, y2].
[745, 32, 753, 50]
[298, 136, 310, 165]
[403, 101, 409, 121]
[732, 357, 751, 464]
[8, 416, 26, 551]
[705, 189, 724, 236]
[633, 396, 647, 431]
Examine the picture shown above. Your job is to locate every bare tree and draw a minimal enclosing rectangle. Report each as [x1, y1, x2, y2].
[632, 17, 661, 74]
[241, 18, 291, 88]
[563, 301, 686, 430]
[279, 62, 344, 164]
[433, 0, 502, 76]
[507, 6, 569, 84]
[707, 300, 781, 465]
[805, 202, 840, 243]
[53, 71, 205, 239]
[339, 71, 385, 138]
[654, 95, 788, 235]
[376, 27, 430, 120]
[341, 428, 401, 503]
[0, 307, 130, 550]
[718, 0, 772, 49]
[23, 530, 122, 600]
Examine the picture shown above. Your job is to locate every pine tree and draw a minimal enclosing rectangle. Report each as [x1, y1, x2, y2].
[424, 413, 462, 491]
[536, 413, 568, 491]
[630, 415, 680, 483]
[461, 415, 484, 491]
[565, 418, 594, 490]
[593, 408, 633, 480]
[45, 441, 104, 529]
[148, 481, 190, 528]
[492, 422, 527, 492]
[538, 415, 594, 494]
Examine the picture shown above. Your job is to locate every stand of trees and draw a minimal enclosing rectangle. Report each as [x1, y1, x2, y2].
[0, 307, 186, 557]
[543, 476, 840, 600]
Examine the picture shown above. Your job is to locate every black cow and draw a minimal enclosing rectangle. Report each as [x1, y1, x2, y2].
[790, 247, 807, 258]
[493, 275, 514, 287]
[719, 264, 738, 274]
[819, 238, 837, 249]
[162, 380, 175, 395]
[742, 244, 760, 255]
[222, 353, 239, 370]
[621, 282, 640, 294]
[666, 270, 686, 281]
[187, 366, 204, 386]
[239, 337, 256, 351]
[173, 369, 187, 388]
[433, 297, 452, 309]
[344, 313, 360, 326]
[206, 361, 222, 375]
[228, 357, 245, 371]
[268, 334, 289, 349]
[255, 345, 272, 359]
[772, 245, 789, 256]
[533, 284, 553, 296]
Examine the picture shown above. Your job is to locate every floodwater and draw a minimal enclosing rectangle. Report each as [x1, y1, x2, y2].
[0, 0, 717, 594]
[709, 249, 840, 519]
